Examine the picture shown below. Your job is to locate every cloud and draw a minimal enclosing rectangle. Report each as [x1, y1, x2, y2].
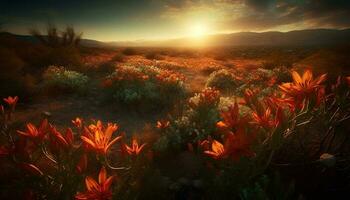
[215, 0, 350, 31]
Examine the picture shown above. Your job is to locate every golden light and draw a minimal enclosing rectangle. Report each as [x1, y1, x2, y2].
[190, 23, 208, 38]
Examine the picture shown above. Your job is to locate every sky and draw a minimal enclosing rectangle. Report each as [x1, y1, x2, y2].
[1, 0, 350, 41]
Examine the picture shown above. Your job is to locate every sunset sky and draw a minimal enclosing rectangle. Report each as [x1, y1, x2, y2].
[1, 0, 350, 41]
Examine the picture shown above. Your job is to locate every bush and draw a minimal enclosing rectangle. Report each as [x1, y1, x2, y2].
[43, 47, 83, 70]
[272, 66, 292, 83]
[96, 61, 116, 74]
[206, 69, 238, 94]
[122, 48, 138, 56]
[102, 65, 187, 111]
[154, 88, 221, 153]
[145, 52, 163, 60]
[111, 52, 126, 62]
[41, 66, 89, 95]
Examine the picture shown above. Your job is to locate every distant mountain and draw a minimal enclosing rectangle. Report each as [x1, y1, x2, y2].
[0, 32, 108, 47]
[143, 28, 350, 47]
[2, 28, 350, 47]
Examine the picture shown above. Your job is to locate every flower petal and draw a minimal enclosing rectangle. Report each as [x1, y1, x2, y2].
[98, 167, 107, 184]
[102, 176, 114, 192]
[81, 136, 96, 149]
[292, 71, 302, 84]
[85, 177, 99, 192]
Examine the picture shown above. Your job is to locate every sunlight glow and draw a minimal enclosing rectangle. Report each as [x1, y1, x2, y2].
[190, 23, 208, 38]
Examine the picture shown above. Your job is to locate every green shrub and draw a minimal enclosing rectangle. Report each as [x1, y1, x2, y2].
[145, 52, 163, 60]
[206, 69, 238, 94]
[43, 47, 83, 70]
[96, 61, 116, 74]
[111, 52, 126, 62]
[122, 48, 138, 56]
[272, 66, 292, 83]
[154, 88, 221, 153]
[102, 65, 187, 111]
[42, 65, 89, 95]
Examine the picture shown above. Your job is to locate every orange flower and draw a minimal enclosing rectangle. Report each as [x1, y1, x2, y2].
[217, 101, 248, 131]
[75, 167, 114, 200]
[72, 117, 83, 128]
[156, 120, 170, 129]
[251, 108, 279, 129]
[242, 88, 259, 106]
[204, 140, 225, 159]
[3, 96, 18, 111]
[201, 87, 220, 105]
[81, 121, 121, 155]
[17, 119, 48, 141]
[124, 138, 146, 156]
[203, 129, 256, 161]
[224, 130, 256, 161]
[279, 70, 327, 107]
[49, 125, 74, 148]
[189, 87, 220, 109]
[88, 120, 104, 132]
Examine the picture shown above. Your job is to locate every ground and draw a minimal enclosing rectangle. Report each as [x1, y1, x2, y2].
[15, 50, 264, 134]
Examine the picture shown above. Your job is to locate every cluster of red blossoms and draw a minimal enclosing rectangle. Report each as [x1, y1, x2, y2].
[0, 96, 148, 200]
[102, 66, 149, 88]
[200, 70, 347, 162]
[155, 69, 185, 84]
[189, 87, 221, 109]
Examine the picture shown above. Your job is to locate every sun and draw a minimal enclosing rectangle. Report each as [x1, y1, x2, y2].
[190, 23, 208, 38]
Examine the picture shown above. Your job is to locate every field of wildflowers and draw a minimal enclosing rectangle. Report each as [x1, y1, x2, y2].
[1, 64, 350, 199]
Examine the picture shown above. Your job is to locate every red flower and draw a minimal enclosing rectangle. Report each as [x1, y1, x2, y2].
[75, 167, 114, 200]
[251, 107, 281, 129]
[124, 138, 146, 156]
[81, 121, 121, 155]
[3, 96, 18, 111]
[156, 120, 170, 129]
[242, 88, 259, 106]
[203, 129, 256, 161]
[217, 101, 248, 131]
[49, 124, 74, 148]
[279, 70, 327, 108]
[72, 117, 83, 128]
[204, 140, 225, 159]
[224, 129, 256, 161]
[17, 119, 48, 142]
[189, 87, 220, 109]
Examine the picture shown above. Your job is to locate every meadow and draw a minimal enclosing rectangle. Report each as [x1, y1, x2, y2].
[1, 29, 350, 199]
